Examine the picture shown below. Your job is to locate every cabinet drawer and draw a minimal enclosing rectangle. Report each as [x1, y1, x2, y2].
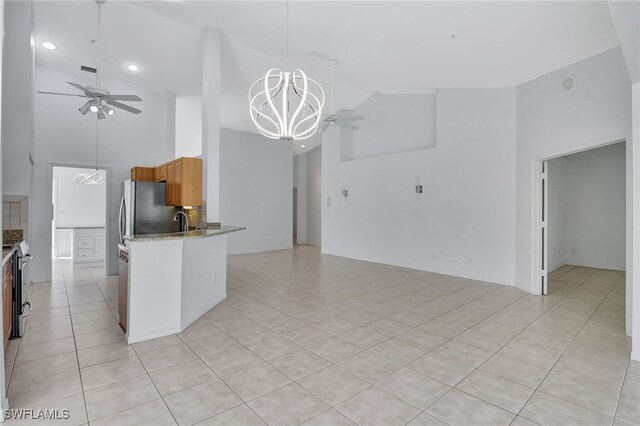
[75, 228, 104, 237]
[74, 237, 94, 249]
[74, 249, 94, 262]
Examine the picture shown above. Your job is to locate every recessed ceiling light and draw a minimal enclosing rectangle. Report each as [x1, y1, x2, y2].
[42, 41, 56, 50]
[127, 63, 141, 72]
[300, 145, 306, 148]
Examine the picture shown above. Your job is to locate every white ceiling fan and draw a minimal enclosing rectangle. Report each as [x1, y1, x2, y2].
[312, 55, 364, 133]
[37, 0, 142, 119]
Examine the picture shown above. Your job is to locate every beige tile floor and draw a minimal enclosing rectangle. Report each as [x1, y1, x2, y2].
[4, 246, 639, 425]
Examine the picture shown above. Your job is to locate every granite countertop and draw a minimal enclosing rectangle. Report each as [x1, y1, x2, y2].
[2, 247, 16, 265]
[124, 225, 246, 242]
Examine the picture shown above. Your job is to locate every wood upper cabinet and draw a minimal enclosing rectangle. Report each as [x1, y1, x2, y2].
[131, 167, 154, 182]
[166, 157, 202, 207]
[132, 157, 202, 207]
[3, 257, 13, 348]
[166, 161, 176, 205]
[155, 164, 167, 182]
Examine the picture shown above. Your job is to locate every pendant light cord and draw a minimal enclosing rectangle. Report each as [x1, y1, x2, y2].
[331, 62, 334, 113]
[95, 0, 101, 170]
[285, 0, 289, 70]
[96, 0, 101, 87]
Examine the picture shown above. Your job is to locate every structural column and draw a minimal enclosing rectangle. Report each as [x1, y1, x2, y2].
[201, 26, 221, 222]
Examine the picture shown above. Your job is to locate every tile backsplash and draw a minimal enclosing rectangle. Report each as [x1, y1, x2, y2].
[3, 198, 29, 243]
[4, 202, 22, 230]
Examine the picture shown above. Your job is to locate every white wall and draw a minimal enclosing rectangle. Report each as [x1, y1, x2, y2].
[515, 47, 632, 293]
[219, 128, 292, 254]
[53, 166, 106, 227]
[307, 146, 321, 246]
[293, 153, 307, 244]
[29, 66, 176, 281]
[175, 95, 202, 158]
[52, 166, 106, 258]
[548, 142, 626, 271]
[608, 1, 640, 84]
[0, 0, 8, 413]
[322, 88, 516, 285]
[1, 0, 33, 199]
[631, 81, 639, 360]
[341, 94, 437, 161]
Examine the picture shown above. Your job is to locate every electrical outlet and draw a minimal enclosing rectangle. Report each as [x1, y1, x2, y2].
[571, 248, 576, 255]
[431, 252, 436, 259]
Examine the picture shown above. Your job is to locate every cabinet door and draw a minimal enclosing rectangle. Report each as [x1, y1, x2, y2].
[174, 159, 183, 205]
[95, 235, 106, 261]
[159, 165, 167, 182]
[131, 167, 154, 182]
[177, 158, 203, 207]
[3, 272, 11, 347]
[166, 161, 175, 205]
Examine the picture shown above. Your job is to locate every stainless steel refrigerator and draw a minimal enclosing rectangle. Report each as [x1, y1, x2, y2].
[118, 180, 180, 243]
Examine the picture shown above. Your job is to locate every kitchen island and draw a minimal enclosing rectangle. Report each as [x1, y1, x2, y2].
[121, 225, 245, 344]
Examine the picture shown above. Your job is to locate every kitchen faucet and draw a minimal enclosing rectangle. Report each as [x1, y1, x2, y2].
[172, 211, 189, 233]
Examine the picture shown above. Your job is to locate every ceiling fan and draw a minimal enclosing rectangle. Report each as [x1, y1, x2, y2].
[36, 0, 142, 119]
[39, 82, 142, 119]
[321, 111, 364, 132]
[317, 58, 364, 133]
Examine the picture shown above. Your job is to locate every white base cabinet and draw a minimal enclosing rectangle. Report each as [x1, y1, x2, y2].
[73, 227, 106, 267]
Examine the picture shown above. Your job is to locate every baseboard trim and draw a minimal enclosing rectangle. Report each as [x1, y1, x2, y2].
[126, 326, 182, 345]
[180, 293, 227, 330]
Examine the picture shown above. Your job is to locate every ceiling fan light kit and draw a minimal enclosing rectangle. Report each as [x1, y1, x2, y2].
[249, 0, 325, 141]
[36, 0, 143, 119]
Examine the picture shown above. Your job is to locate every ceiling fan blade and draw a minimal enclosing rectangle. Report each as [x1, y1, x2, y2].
[67, 81, 88, 92]
[107, 94, 142, 102]
[37, 91, 88, 97]
[106, 99, 142, 114]
[337, 122, 359, 131]
[339, 115, 365, 122]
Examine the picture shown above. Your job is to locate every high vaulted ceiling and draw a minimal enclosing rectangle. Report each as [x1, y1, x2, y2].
[33, 1, 620, 135]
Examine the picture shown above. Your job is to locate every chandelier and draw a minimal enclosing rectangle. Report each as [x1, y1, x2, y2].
[248, 2, 325, 140]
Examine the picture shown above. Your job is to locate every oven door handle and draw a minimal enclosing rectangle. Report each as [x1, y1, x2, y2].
[119, 196, 126, 244]
[19, 253, 33, 268]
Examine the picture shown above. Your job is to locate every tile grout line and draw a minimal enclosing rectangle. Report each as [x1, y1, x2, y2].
[64, 266, 95, 426]
[514, 268, 623, 424]
[409, 267, 607, 426]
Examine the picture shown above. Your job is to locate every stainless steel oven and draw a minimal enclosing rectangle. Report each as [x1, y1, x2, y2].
[12, 240, 32, 337]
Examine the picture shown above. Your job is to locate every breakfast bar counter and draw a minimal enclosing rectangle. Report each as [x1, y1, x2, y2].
[121, 225, 245, 344]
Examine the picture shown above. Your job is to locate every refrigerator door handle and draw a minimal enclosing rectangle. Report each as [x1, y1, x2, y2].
[119, 196, 126, 244]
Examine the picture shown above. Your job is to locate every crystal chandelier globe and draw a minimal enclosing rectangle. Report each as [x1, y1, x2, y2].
[249, 68, 324, 140]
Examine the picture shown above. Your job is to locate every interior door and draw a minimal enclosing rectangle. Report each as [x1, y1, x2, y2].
[541, 160, 548, 295]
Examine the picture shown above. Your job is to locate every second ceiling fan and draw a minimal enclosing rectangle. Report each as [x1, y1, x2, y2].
[317, 57, 364, 133]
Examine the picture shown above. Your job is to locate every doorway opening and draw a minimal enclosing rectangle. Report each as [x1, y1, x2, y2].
[51, 166, 108, 279]
[535, 141, 628, 333]
[292, 145, 322, 248]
